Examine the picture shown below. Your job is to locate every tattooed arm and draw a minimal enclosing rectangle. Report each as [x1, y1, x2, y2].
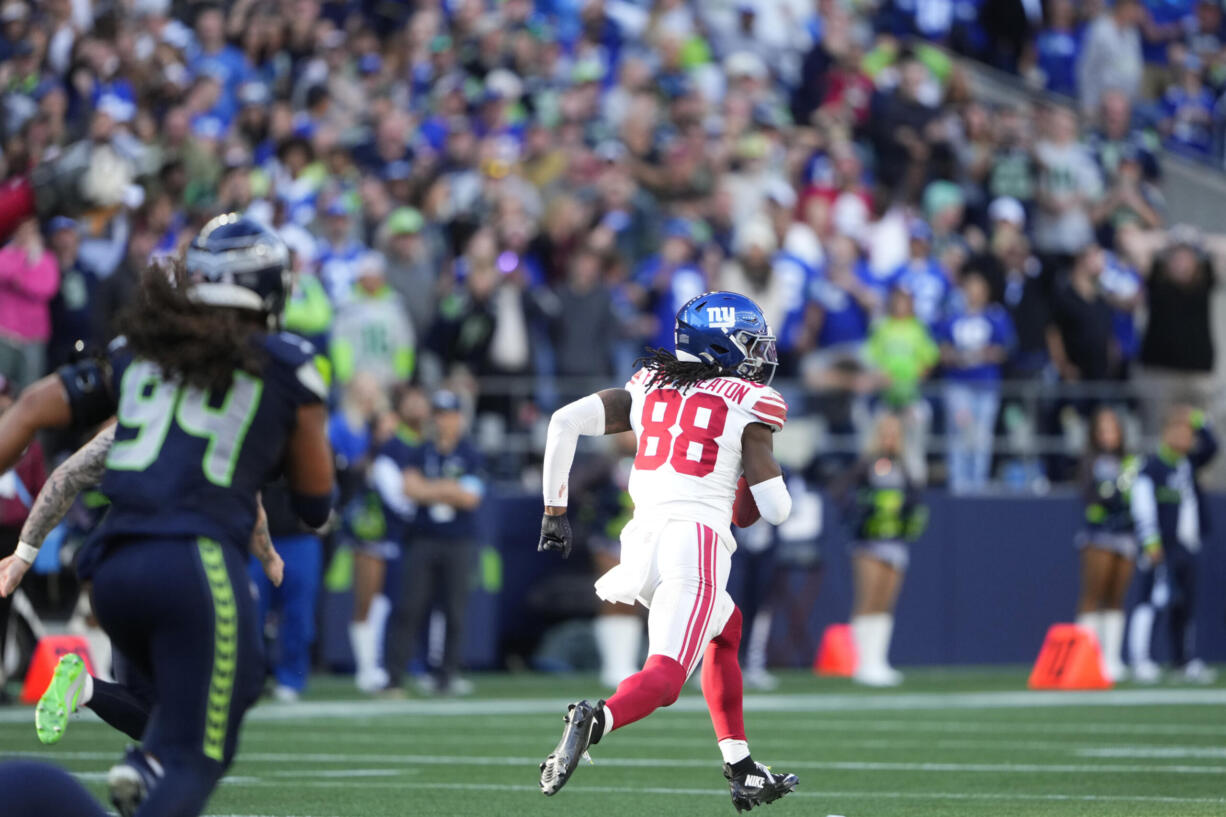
[21, 425, 114, 550]
[0, 424, 116, 598]
[250, 495, 284, 587]
[1, 427, 286, 597]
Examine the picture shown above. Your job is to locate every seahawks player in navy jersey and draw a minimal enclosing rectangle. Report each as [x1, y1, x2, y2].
[0, 215, 335, 817]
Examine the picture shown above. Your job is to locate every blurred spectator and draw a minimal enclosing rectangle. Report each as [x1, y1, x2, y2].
[330, 251, 415, 390]
[1092, 149, 1164, 247]
[939, 271, 1015, 493]
[866, 288, 939, 484]
[1034, 0, 1084, 98]
[630, 218, 706, 352]
[996, 233, 1054, 380]
[428, 229, 534, 417]
[45, 217, 95, 371]
[384, 390, 485, 696]
[0, 218, 59, 387]
[987, 104, 1036, 208]
[870, 53, 940, 199]
[1033, 108, 1102, 269]
[808, 234, 877, 356]
[1050, 244, 1117, 387]
[892, 221, 953, 328]
[381, 207, 438, 341]
[1136, 228, 1218, 430]
[1099, 244, 1145, 379]
[281, 236, 333, 355]
[980, 0, 1045, 74]
[551, 246, 618, 398]
[1160, 53, 1216, 158]
[1087, 91, 1160, 185]
[317, 200, 369, 304]
[1077, 0, 1145, 114]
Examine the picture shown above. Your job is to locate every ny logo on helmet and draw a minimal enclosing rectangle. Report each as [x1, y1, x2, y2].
[707, 306, 737, 329]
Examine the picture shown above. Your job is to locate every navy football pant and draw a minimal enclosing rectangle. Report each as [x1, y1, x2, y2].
[0, 760, 108, 816]
[1136, 543, 1198, 667]
[249, 533, 322, 692]
[91, 537, 263, 817]
[87, 649, 156, 740]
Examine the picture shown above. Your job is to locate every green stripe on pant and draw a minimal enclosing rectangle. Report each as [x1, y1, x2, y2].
[197, 538, 238, 763]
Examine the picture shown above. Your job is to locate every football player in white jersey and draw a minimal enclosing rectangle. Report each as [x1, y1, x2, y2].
[537, 292, 799, 811]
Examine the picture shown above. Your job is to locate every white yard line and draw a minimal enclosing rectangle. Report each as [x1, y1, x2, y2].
[191, 687, 1226, 720]
[238, 729, 1217, 755]
[2, 688, 1223, 725]
[203, 780, 1226, 806]
[1078, 746, 1226, 759]
[32, 749, 1226, 775]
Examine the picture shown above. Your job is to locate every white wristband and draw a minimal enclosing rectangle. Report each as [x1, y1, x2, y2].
[14, 541, 39, 564]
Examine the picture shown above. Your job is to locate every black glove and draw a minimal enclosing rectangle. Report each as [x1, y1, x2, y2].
[538, 512, 572, 558]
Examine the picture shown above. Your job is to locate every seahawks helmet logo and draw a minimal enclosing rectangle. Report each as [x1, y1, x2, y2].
[707, 306, 737, 329]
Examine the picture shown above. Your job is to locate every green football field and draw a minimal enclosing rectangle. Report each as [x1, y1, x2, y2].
[3, 668, 1225, 817]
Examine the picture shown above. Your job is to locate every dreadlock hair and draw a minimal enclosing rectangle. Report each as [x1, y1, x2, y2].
[634, 347, 729, 393]
[116, 258, 266, 394]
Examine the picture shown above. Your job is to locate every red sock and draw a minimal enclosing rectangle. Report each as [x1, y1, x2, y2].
[702, 606, 746, 742]
[604, 654, 687, 734]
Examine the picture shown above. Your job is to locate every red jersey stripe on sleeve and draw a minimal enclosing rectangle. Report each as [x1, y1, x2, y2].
[752, 399, 787, 421]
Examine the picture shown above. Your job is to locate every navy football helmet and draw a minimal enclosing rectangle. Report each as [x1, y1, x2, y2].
[184, 214, 291, 328]
[674, 291, 778, 385]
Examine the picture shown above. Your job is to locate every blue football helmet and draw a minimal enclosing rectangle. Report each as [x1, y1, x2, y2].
[184, 214, 291, 328]
[674, 291, 778, 384]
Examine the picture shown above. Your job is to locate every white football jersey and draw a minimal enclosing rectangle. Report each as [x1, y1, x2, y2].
[624, 368, 788, 545]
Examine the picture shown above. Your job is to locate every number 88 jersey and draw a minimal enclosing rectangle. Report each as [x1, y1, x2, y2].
[624, 368, 787, 545]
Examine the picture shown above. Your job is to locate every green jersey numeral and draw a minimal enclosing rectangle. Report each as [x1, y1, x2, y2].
[108, 360, 264, 487]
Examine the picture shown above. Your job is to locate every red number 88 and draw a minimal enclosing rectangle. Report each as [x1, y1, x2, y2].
[634, 389, 729, 477]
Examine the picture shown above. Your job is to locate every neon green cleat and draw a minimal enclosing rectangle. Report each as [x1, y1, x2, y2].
[35, 653, 88, 745]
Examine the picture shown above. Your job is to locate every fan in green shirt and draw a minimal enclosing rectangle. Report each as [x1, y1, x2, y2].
[866, 288, 939, 409]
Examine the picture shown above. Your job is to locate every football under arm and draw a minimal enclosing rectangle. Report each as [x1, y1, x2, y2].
[741, 422, 791, 525]
[542, 388, 632, 513]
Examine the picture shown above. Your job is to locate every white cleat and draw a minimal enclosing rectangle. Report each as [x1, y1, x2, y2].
[1132, 661, 1162, 684]
[355, 667, 389, 694]
[272, 685, 300, 703]
[1182, 659, 1217, 685]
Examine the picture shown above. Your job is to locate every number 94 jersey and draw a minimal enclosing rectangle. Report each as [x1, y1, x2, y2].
[624, 368, 787, 546]
[59, 333, 328, 573]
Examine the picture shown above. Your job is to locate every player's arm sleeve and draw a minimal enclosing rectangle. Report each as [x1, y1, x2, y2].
[749, 475, 792, 526]
[56, 355, 117, 429]
[18, 424, 115, 553]
[1130, 471, 1160, 554]
[542, 393, 606, 509]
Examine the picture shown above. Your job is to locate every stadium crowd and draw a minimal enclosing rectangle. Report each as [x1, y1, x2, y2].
[0, 0, 1221, 494]
[0, 0, 1223, 694]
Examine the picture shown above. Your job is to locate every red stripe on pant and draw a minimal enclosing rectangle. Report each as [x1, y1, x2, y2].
[681, 524, 716, 673]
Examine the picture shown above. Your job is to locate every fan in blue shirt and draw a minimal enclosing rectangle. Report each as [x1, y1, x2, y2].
[892, 222, 953, 329]
[937, 273, 1016, 383]
[1036, 0, 1084, 98]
